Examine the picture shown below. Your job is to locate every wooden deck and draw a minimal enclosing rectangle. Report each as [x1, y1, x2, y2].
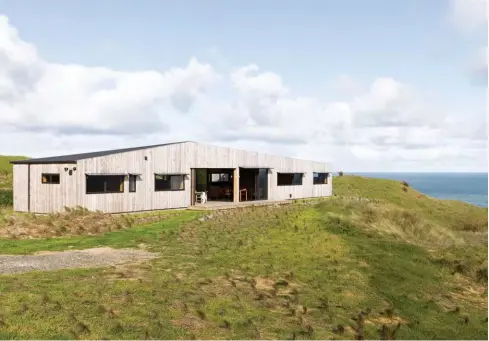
[188, 199, 292, 211]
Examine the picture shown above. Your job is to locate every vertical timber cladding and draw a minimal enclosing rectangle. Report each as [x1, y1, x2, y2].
[233, 167, 239, 202]
[27, 164, 31, 212]
[190, 168, 196, 205]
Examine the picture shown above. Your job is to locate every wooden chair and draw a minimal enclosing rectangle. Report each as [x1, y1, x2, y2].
[239, 188, 247, 201]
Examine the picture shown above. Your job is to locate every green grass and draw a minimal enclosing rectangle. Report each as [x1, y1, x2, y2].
[0, 155, 28, 189]
[0, 175, 486, 339]
[0, 189, 13, 206]
[0, 210, 201, 254]
[333, 175, 488, 233]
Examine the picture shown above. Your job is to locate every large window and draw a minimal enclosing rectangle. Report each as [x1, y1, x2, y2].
[277, 173, 303, 186]
[86, 175, 124, 194]
[155, 174, 185, 191]
[313, 172, 329, 185]
[129, 174, 137, 192]
[41, 173, 60, 184]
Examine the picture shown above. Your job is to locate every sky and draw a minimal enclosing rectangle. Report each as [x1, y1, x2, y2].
[0, 0, 487, 172]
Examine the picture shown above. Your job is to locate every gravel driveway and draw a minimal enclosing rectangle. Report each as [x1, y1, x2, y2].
[0, 247, 159, 275]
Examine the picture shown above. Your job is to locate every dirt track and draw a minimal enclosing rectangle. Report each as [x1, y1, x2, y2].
[0, 247, 158, 275]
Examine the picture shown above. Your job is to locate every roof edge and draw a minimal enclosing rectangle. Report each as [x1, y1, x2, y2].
[9, 141, 193, 165]
[10, 160, 77, 165]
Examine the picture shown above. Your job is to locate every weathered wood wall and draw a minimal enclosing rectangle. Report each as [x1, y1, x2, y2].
[14, 142, 332, 213]
[27, 164, 78, 213]
[12, 164, 28, 212]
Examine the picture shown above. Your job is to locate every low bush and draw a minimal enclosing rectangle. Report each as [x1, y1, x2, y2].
[0, 189, 13, 206]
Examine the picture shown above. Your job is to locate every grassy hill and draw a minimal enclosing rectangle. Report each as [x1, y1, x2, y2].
[0, 175, 486, 339]
[0, 155, 28, 190]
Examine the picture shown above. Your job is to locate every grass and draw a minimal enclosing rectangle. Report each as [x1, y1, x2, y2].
[0, 155, 28, 190]
[0, 206, 196, 240]
[333, 175, 488, 233]
[0, 175, 486, 339]
[0, 189, 13, 207]
[0, 209, 201, 255]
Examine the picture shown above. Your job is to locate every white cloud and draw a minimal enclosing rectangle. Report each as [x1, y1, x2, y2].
[0, 16, 219, 135]
[449, 0, 488, 33]
[333, 74, 359, 94]
[468, 46, 488, 85]
[0, 15, 486, 172]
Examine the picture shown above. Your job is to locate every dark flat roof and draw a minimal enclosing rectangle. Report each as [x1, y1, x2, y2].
[10, 141, 190, 165]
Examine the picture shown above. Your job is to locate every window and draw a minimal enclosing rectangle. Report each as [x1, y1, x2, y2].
[41, 173, 60, 184]
[129, 174, 137, 192]
[86, 175, 124, 194]
[313, 172, 329, 185]
[211, 173, 230, 182]
[277, 173, 303, 186]
[155, 174, 185, 191]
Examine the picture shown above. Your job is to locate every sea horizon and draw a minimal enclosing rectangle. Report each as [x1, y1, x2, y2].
[346, 171, 487, 174]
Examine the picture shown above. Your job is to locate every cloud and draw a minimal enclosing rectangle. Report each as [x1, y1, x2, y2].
[468, 46, 488, 85]
[449, 0, 488, 33]
[334, 74, 359, 94]
[448, 0, 487, 86]
[0, 14, 486, 172]
[0, 16, 219, 136]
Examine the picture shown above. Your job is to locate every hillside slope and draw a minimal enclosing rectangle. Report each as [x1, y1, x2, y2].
[334, 175, 487, 233]
[0, 175, 486, 339]
[0, 155, 28, 189]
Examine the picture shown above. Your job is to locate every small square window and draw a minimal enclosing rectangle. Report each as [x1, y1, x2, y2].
[41, 173, 60, 184]
[313, 173, 329, 185]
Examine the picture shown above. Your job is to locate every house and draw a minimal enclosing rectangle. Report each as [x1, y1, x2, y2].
[10, 141, 333, 213]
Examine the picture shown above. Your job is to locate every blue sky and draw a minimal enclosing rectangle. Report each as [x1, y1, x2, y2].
[0, 0, 486, 171]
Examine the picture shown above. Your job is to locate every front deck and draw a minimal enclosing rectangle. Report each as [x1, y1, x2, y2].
[188, 199, 291, 211]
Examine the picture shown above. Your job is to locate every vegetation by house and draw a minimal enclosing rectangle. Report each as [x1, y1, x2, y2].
[0, 155, 27, 189]
[0, 155, 27, 206]
[0, 155, 486, 339]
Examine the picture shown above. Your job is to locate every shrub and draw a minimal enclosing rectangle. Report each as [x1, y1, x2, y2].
[0, 189, 13, 206]
[338, 171, 344, 177]
[401, 180, 409, 187]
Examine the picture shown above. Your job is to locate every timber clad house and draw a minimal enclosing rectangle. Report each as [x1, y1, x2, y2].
[10, 141, 333, 213]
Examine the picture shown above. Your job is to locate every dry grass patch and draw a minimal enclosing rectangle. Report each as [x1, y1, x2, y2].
[368, 315, 408, 325]
[327, 198, 467, 248]
[171, 315, 208, 331]
[0, 207, 183, 239]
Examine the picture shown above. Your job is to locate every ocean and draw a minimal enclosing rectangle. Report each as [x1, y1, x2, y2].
[348, 172, 488, 208]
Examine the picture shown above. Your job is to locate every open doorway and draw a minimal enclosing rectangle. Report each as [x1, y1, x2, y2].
[238, 168, 268, 202]
[194, 168, 235, 202]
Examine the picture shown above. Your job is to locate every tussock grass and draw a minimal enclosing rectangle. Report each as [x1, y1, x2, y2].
[0, 207, 186, 239]
[334, 175, 488, 232]
[320, 198, 465, 248]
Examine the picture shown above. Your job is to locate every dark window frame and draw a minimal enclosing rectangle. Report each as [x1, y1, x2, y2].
[41, 173, 60, 184]
[154, 174, 185, 192]
[277, 172, 303, 186]
[129, 174, 137, 193]
[313, 172, 329, 185]
[86, 175, 125, 194]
